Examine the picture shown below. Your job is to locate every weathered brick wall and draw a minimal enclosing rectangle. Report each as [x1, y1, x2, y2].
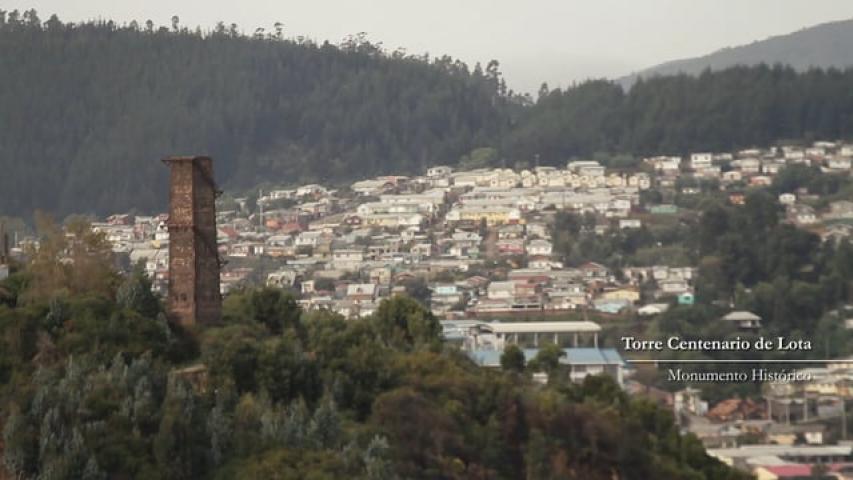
[168, 227, 196, 325]
[193, 158, 221, 326]
[164, 156, 221, 327]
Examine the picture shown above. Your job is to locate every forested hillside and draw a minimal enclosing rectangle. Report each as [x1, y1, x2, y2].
[2, 10, 853, 217]
[0, 10, 516, 217]
[621, 18, 853, 86]
[512, 66, 853, 164]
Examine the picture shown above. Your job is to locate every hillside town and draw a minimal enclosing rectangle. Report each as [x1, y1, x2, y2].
[7, 141, 843, 319]
[3, 140, 853, 478]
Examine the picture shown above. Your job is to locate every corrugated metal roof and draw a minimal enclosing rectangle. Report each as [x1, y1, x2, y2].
[722, 311, 761, 321]
[565, 348, 624, 365]
[485, 321, 601, 334]
[468, 347, 623, 367]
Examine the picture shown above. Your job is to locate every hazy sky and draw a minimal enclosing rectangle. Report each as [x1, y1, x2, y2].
[7, 0, 853, 93]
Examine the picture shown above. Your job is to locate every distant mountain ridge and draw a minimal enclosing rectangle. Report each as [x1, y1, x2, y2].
[621, 18, 853, 86]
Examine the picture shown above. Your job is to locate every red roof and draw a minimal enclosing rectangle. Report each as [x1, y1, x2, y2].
[279, 222, 303, 234]
[218, 227, 239, 240]
[706, 397, 765, 422]
[760, 465, 813, 477]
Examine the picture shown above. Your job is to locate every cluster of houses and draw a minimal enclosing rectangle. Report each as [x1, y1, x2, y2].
[646, 142, 853, 244]
[227, 160, 694, 319]
[651, 307, 853, 476]
[785, 198, 853, 242]
[62, 158, 656, 313]
[0, 140, 842, 324]
[36, 139, 848, 320]
[287, 160, 690, 318]
[646, 141, 853, 186]
[709, 444, 853, 479]
[625, 349, 853, 479]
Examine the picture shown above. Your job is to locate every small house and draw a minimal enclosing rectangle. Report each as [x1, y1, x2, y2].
[677, 292, 695, 305]
[721, 311, 762, 329]
[638, 303, 670, 316]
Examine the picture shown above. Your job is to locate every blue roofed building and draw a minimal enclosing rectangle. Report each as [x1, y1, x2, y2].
[564, 348, 625, 386]
[441, 319, 625, 386]
[593, 298, 631, 314]
[468, 347, 625, 387]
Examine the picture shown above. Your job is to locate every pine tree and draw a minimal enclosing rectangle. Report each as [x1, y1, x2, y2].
[3, 409, 36, 477]
[362, 435, 394, 480]
[308, 396, 342, 449]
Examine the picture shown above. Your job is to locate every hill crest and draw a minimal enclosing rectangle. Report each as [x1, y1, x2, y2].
[620, 18, 853, 86]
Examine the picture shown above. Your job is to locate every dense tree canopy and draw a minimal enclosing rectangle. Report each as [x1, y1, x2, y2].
[2, 10, 853, 217]
[0, 10, 515, 217]
[0, 220, 750, 479]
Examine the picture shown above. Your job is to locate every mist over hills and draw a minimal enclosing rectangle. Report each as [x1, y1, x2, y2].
[621, 18, 853, 86]
[2, 11, 853, 218]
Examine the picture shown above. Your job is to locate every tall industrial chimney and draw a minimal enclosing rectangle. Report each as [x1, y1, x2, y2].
[162, 156, 222, 327]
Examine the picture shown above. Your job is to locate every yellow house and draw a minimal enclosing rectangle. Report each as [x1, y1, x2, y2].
[448, 206, 523, 226]
[752, 467, 778, 480]
[363, 213, 423, 227]
[804, 381, 840, 396]
[600, 288, 640, 303]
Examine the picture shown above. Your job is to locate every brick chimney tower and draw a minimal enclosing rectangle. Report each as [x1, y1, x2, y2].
[162, 156, 222, 327]
[0, 222, 8, 264]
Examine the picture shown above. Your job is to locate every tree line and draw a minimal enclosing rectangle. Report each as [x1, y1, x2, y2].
[1, 10, 852, 219]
